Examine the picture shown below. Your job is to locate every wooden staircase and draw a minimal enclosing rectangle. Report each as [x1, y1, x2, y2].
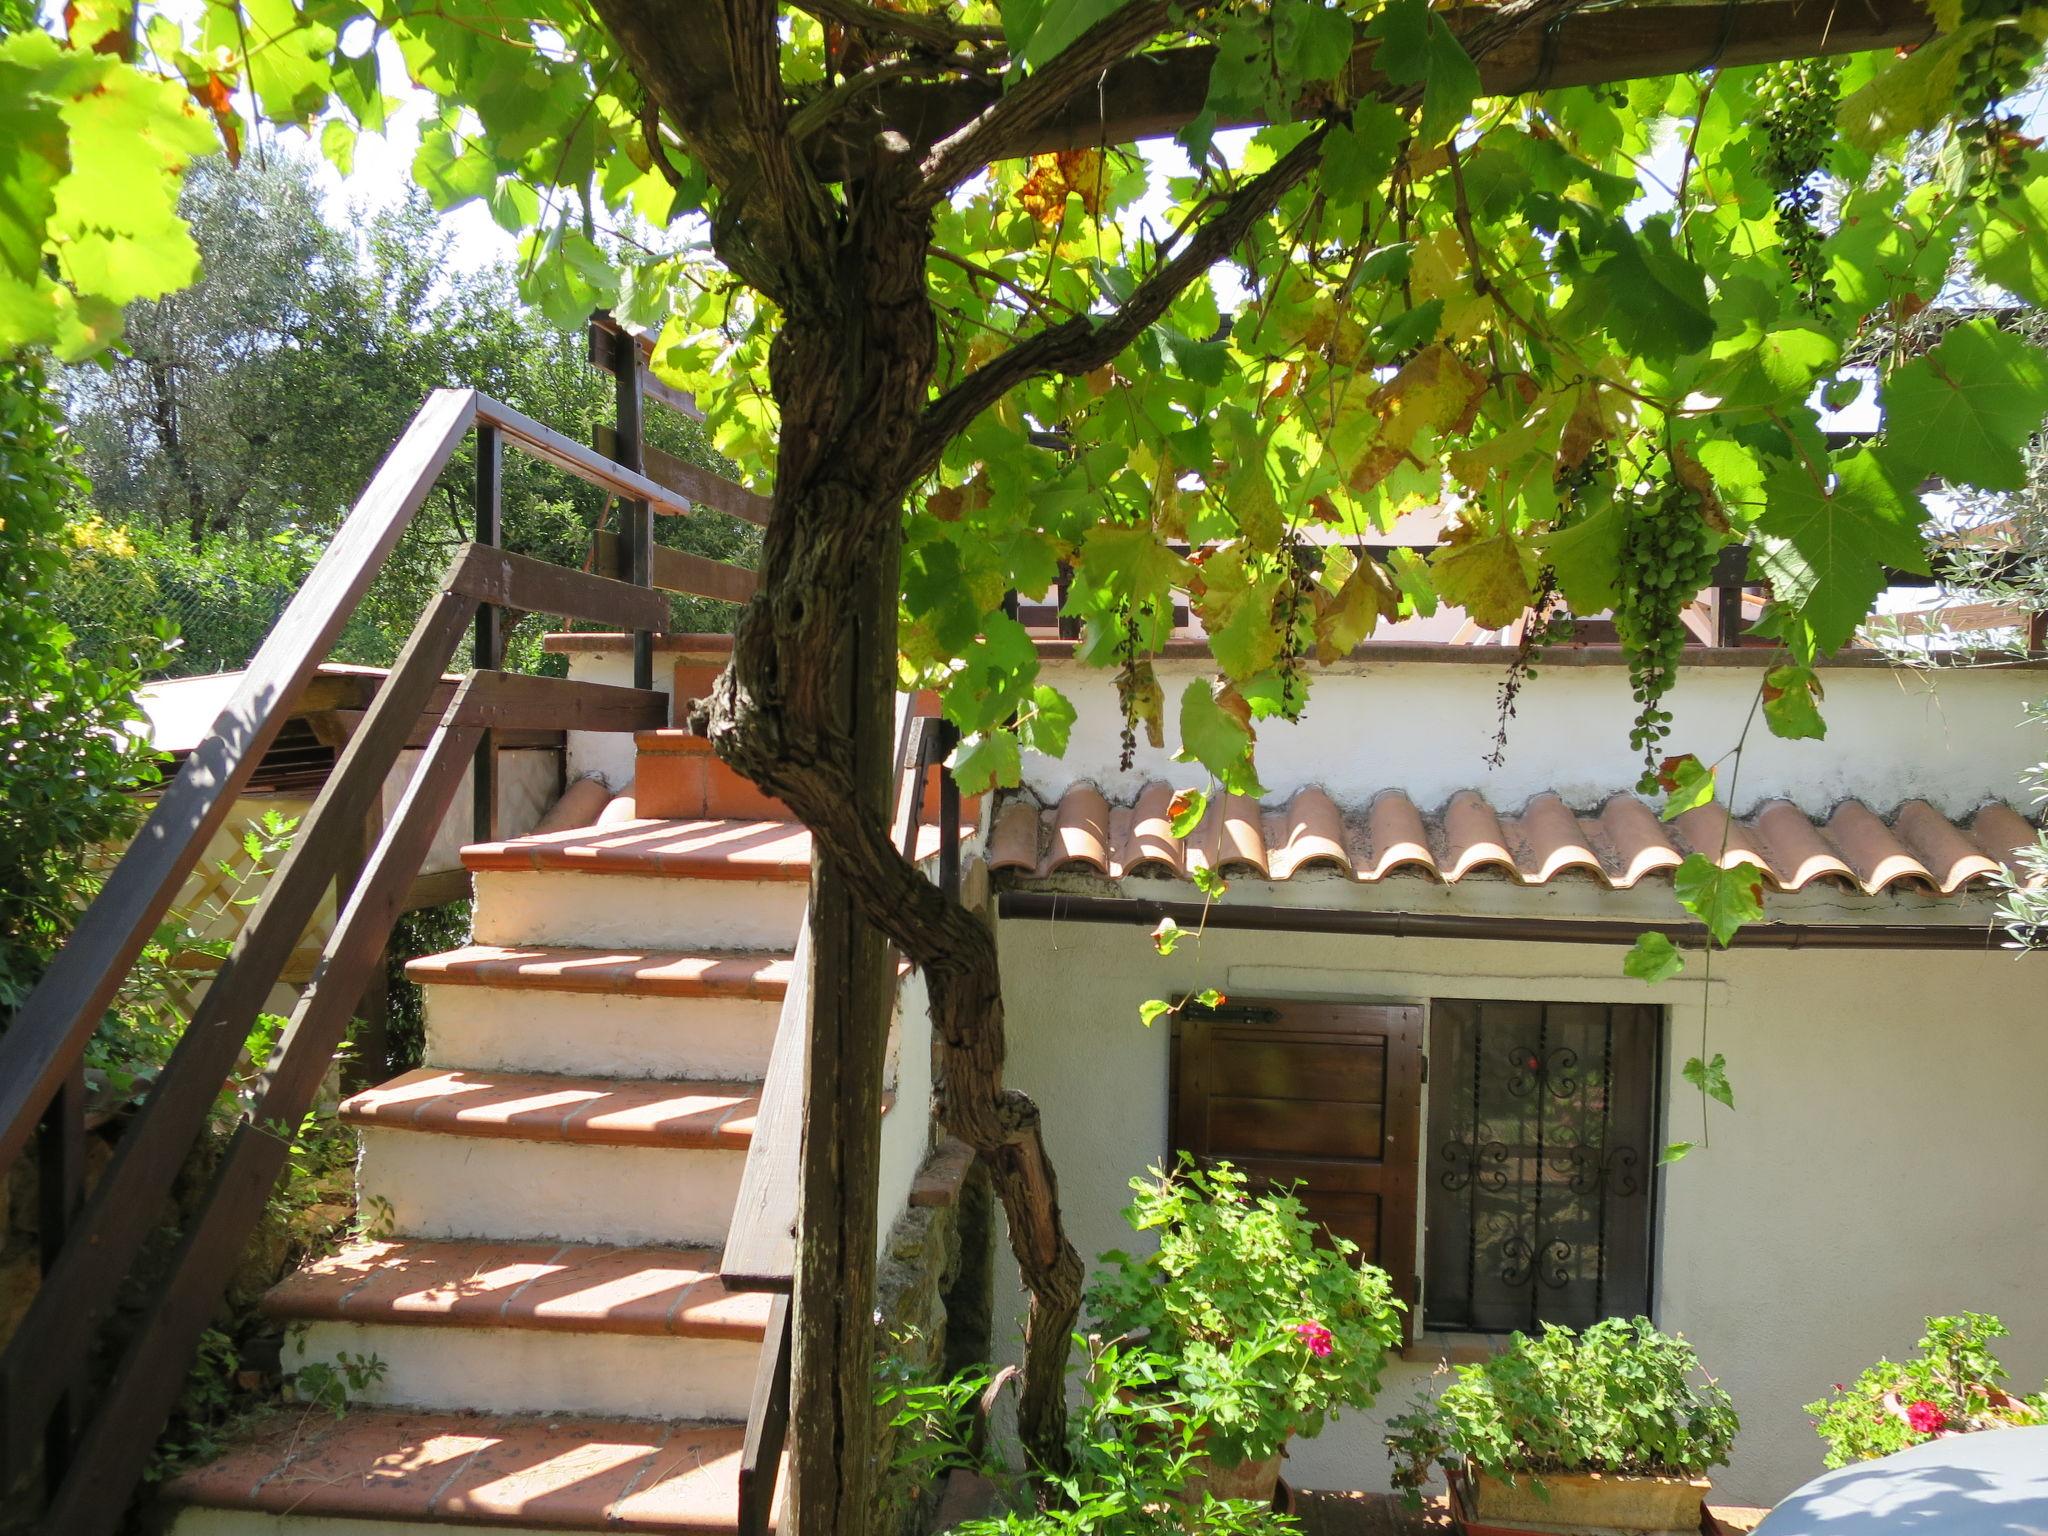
[163, 694, 823, 1535]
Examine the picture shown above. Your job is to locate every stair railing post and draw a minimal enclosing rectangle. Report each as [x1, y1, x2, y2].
[32, 1061, 85, 1495]
[474, 424, 503, 845]
[612, 325, 655, 692]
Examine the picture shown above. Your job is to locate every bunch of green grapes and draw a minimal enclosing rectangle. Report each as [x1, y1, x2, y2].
[1614, 482, 1721, 790]
[1755, 57, 1841, 311]
[1953, 0, 2041, 201]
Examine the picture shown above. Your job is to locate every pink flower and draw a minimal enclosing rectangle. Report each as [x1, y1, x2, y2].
[1905, 1400, 1947, 1434]
[1295, 1321, 1334, 1358]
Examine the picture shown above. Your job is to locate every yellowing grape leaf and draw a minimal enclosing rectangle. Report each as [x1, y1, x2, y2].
[1431, 517, 1536, 629]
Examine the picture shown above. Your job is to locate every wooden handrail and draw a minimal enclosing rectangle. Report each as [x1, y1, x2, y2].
[0, 375, 769, 1533]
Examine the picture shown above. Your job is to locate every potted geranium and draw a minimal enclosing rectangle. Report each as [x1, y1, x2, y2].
[1384, 1317, 1738, 1536]
[1804, 1312, 2048, 1468]
[1086, 1158, 1404, 1505]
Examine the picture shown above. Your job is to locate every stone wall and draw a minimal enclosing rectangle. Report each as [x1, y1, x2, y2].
[873, 1139, 994, 1536]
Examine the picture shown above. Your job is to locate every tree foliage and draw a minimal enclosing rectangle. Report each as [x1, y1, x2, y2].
[55, 149, 757, 675]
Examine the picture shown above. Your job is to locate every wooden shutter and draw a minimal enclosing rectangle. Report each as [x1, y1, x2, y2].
[1171, 999, 1422, 1325]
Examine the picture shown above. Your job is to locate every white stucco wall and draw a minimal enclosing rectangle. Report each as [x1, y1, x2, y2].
[990, 908, 2048, 1507]
[1023, 651, 2048, 817]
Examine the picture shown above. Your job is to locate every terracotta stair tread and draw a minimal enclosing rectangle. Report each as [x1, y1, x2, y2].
[406, 945, 795, 1001]
[263, 1237, 772, 1340]
[463, 818, 812, 882]
[341, 1068, 760, 1150]
[163, 1406, 748, 1532]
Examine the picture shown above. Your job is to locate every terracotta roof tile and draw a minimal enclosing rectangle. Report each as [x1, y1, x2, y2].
[997, 782, 2037, 899]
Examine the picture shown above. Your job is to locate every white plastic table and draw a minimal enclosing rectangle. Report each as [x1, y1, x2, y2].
[1754, 1426, 2048, 1535]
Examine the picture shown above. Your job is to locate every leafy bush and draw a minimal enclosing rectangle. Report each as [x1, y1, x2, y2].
[1384, 1317, 1738, 1500]
[0, 360, 166, 1017]
[1803, 1312, 2048, 1469]
[1085, 1158, 1404, 1466]
[877, 1335, 1298, 1536]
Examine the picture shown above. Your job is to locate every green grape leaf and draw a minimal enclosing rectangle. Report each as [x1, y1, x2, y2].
[1753, 448, 1929, 654]
[1657, 753, 1717, 820]
[1535, 500, 1623, 615]
[1364, 0, 1479, 146]
[1884, 319, 2048, 491]
[1566, 215, 1714, 361]
[1139, 998, 1175, 1028]
[1431, 519, 1536, 630]
[1659, 1141, 1697, 1165]
[1167, 787, 1207, 838]
[1974, 178, 2048, 306]
[1018, 684, 1077, 757]
[1623, 931, 1685, 983]
[1673, 853, 1766, 947]
[1763, 664, 1827, 740]
[1682, 1052, 1735, 1110]
[950, 727, 1022, 795]
[1151, 916, 1184, 955]
[1175, 679, 1265, 797]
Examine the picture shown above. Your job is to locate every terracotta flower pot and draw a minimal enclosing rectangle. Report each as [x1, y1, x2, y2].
[1450, 1463, 1710, 1536]
[1178, 1442, 1286, 1508]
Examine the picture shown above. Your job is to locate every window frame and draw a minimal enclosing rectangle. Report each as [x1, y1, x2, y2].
[1419, 998, 1666, 1337]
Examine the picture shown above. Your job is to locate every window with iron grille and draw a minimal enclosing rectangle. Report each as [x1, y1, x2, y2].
[1423, 1001, 1660, 1333]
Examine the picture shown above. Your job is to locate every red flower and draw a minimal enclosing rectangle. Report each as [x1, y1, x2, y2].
[1296, 1321, 1334, 1358]
[1905, 1400, 1947, 1434]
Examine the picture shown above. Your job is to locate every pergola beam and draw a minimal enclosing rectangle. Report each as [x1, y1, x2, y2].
[868, 0, 1936, 158]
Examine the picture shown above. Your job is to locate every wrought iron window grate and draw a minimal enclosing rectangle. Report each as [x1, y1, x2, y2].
[1423, 1001, 1658, 1333]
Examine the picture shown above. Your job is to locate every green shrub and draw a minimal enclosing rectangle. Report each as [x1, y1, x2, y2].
[877, 1336, 1298, 1536]
[1384, 1317, 1738, 1500]
[1085, 1158, 1403, 1466]
[1803, 1312, 2048, 1469]
[0, 361, 166, 1016]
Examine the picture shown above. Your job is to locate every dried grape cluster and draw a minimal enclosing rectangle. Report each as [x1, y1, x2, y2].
[1954, 0, 2039, 200]
[1755, 57, 1840, 311]
[1615, 482, 1720, 789]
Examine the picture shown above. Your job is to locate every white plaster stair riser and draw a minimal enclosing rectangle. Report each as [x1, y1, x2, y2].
[471, 868, 808, 951]
[282, 1321, 759, 1422]
[422, 985, 783, 1081]
[356, 1129, 748, 1249]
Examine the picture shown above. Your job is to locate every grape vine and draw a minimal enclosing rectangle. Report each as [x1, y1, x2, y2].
[1954, 0, 2038, 200]
[1756, 57, 1841, 311]
[1615, 480, 1722, 790]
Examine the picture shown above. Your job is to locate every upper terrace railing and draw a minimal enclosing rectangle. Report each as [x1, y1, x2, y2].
[0, 321, 765, 1534]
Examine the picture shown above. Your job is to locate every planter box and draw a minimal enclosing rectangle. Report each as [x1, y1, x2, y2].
[1450, 1465, 1711, 1536]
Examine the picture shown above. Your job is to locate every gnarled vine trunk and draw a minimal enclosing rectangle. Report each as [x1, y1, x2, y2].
[693, 148, 1086, 1490]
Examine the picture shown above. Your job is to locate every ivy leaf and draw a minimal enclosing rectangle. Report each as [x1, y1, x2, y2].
[1682, 1052, 1736, 1110]
[1659, 1142, 1696, 1165]
[1753, 449, 1929, 654]
[1673, 853, 1765, 947]
[1175, 679, 1266, 797]
[1364, 0, 1479, 146]
[1151, 917, 1184, 956]
[950, 727, 1022, 795]
[1624, 931, 1684, 983]
[1762, 664, 1826, 740]
[1139, 998, 1174, 1028]
[1656, 754, 1716, 820]
[1884, 319, 2048, 491]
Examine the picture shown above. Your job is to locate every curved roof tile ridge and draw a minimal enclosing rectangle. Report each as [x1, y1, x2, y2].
[1273, 787, 1352, 879]
[1045, 783, 1111, 874]
[998, 785, 2032, 899]
[1362, 792, 1439, 881]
